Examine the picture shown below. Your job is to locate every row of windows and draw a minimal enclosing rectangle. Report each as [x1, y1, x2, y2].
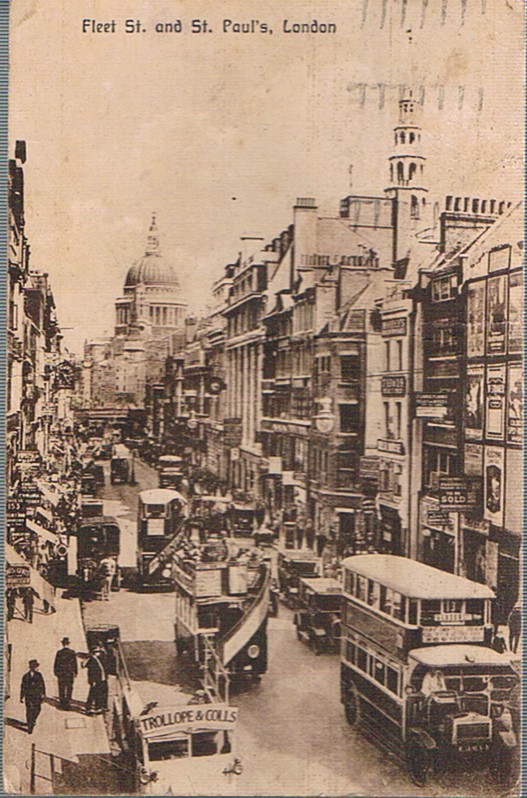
[345, 636, 401, 697]
[344, 571, 419, 625]
[394, 130, 420, 145]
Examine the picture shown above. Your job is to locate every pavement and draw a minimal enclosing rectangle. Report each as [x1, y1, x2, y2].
[4, 587, 110, 794]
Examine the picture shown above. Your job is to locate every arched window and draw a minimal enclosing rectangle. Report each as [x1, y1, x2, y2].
[409, 132, 415, 143]
[408, 162, 417, 182]
[390, 163, 394, 182]
[400, 131, 406, 144]
[397, 162, 404, 183]
[411, 195, 420, 219]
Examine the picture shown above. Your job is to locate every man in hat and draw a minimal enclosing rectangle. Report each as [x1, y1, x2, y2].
[20, 659, 46, 733]
[82, 646, 108, 714]
[54, 637, 78, 710]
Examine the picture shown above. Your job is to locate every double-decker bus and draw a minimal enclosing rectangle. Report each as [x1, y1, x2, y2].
[137, 489, 187, 584]
[340, 554, 519, 788]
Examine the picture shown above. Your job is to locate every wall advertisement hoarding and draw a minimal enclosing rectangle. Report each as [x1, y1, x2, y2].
[507, 363, 523, 445]
[485, 365, 505, 441]
[465, 367, 484, 440]
[508, 270, 523, 353]
[486, 274, 507, 355]
[466, 281, 486, 357]
[484, 446, 504, 526]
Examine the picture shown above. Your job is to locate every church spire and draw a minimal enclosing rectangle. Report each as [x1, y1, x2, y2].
[145, 212, 160, 255]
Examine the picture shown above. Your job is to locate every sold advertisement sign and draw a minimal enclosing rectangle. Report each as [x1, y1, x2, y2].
[439, 477, 477, 511]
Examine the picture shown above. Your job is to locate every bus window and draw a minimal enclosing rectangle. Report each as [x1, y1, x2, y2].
[144, 504, 166, 518]
[357, 646, 367, 673]
[344, 570, 355, 595]
[386, 665, 399, 695]
[191, 731, 220, 757]
[368, 580, 380, 609]
[381, 587, 393, 615]
[346, 639, 356, 665]
[392, 592, 403, 620]
[357, 575, 367, 602]
[421, 599, 441, 624]
[372, 658, 385, 685]
[148, 737, 189, 761]
[465, 599, 484, 624]
[408, 599, 418, 625]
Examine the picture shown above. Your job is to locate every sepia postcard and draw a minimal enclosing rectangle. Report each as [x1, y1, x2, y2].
[5, 0, 524, 795]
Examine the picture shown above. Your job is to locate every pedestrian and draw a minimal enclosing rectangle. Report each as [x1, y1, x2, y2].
[20, 659, 46, 734]
[99, 556, 117, 600]
[82, 647, 108, 713]
[54, 637, 78, 710]
[23, 588, 34, 623]
[6, 588, 16, 621]
[507, 604, 522, 654]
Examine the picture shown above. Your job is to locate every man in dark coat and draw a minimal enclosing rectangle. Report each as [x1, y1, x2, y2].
[82, 647, 108, 714]
[20, 659, 46, 733]
[54, 637, 78, 709]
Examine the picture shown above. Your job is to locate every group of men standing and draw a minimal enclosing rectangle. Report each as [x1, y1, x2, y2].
[19, 637, 112, 734]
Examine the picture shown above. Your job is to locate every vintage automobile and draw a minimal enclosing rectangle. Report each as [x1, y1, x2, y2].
[293, 577, 342, 654]
[276, 547, 321, 609]
[111, 456, 131, 484]
[158, 467, 186, 491]
[230, 503, 256, 537]
[75, 516, 121, 591]
[80, 473, 97, 497]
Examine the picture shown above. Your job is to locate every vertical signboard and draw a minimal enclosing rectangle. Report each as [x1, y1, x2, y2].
[508, 271, 523, 354]
[507, 363, 523, 445]
[486, 275, 507, 355]
[466, 281, 486, 357]
[465, 366, 484, 440]
[484, 446, 504, 526]
[485, 365, 506, 441]
[464, 443, 483, 477]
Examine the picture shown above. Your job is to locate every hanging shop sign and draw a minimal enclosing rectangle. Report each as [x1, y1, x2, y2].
[16, 450, 41, 464]
[6, 563, 31, 589]
[377, 438, 404, 455]
[359, 456, 380, 481]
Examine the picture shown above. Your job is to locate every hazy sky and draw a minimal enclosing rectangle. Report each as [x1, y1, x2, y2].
[9, 0, 524, 353]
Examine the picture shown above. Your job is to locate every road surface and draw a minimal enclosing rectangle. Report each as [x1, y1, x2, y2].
[81, 458, 504, 796]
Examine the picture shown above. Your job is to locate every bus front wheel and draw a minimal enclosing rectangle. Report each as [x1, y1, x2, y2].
[406, 739, 432, 788]
[344, 683, 360, 727]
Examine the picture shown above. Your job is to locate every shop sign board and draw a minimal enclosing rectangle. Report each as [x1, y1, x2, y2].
[377, 438, 404, 455]
[415, 394, 449, 419]
[16, 450, 41, 464]
[359, 456, 380, 481]
[464, 443, 483, 476]
[381, 375, 406, 397]
[6, 563, 31, 588]
[139, 704, 238, 738]
[422, 626, 485, 644]
[439, 477, 477, 511]
[507, 363, 523, 445]
[382, 317, 407, 336]
[426, 510, 451, 527]
[460, 514, 491, 537]
[7, 498, 26, 527]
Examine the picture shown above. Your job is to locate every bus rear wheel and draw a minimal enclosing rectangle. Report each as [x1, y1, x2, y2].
[406, 739, 432, 787]
[344, 683, 360, 727]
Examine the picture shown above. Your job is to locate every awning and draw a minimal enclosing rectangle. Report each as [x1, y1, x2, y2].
[6, 543, 56, 608]
[26, 518, 60, 546]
